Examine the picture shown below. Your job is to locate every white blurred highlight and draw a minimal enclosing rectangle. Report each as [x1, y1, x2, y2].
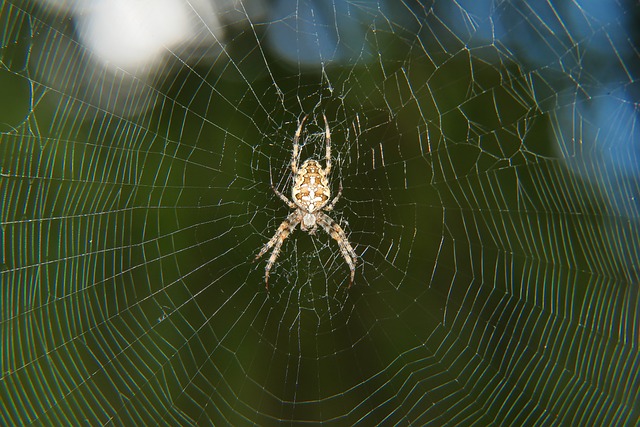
[31, 0, 265, 117]
[77, 0, 194, 71]
[38, 0, 225, 73]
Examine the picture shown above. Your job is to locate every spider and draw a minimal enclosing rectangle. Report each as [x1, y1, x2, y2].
[255, 114, 357, 290]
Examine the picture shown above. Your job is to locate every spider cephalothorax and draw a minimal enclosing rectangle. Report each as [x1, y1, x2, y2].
[255, 114, 357, 289]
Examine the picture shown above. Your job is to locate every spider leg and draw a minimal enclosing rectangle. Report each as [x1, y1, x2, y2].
[323, 113, 331, 175]
[324, 181, 342, 211]
[268, 167, 296, 209]
[255, 211, 300, 289]
[292, 115, 307, 175]
[272, 185, 296, 209]
[317, 212, 357, 287]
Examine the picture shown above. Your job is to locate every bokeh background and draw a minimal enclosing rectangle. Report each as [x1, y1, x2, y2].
[1, 0, 639, 425]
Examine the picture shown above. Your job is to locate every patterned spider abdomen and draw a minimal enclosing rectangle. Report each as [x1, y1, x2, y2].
[292, 160, 331, 213]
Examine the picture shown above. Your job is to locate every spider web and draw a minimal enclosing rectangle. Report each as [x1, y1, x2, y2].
[1, 0, 639, 425]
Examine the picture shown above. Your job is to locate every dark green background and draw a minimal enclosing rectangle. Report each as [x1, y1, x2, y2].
[1, 1, 639, 425]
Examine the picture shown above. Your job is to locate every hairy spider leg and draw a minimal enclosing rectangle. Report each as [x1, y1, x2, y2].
[272, 185, 296, 209]
[317, 211, 357, 287]
[323, 114, 331, 175]
[255, 211, 301, 289]
[291, 115, 307, 175]
[324, 182, 342, 211]
[268, 166, 296, 209]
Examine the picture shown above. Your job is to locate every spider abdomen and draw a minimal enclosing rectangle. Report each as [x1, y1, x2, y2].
[292, 160, 330, 213]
